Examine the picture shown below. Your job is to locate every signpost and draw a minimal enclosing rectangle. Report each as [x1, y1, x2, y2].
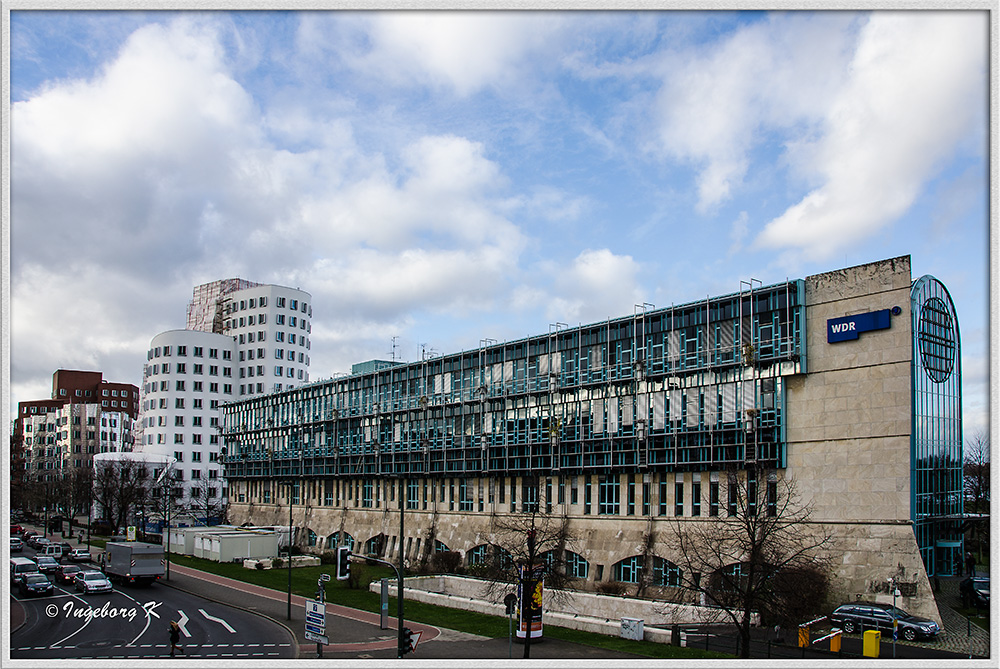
[306, 575, 331, 656]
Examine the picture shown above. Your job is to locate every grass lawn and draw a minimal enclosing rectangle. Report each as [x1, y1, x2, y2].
[165, 553, 729, 659]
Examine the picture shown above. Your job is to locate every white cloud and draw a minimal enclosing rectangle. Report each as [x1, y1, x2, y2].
[649, 13, 857, 211]
[754, 12, 986, 259]
[359, 12, 565, 96]
[514, 249, 643, 325]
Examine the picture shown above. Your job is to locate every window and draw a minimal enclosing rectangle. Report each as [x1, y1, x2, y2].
[675, 481, 684, 516]
[627, 477, 636, 515]
[767, 477, 777, 517]
[194, 347, 203, 357]
[642, 481, 650, 516]
[210, 348, 218, 359]
[177, 346, 186, 356]
[191, 469, 201, 479]
[174, 416, 184, 427]
[728, 478, 738, 517]
[176, 380, 185, 391]
[583, 477, 592, 515]
[597, 476, 621, 515]
[276, 314, 285, 325]
[692, 482, 701, 516]
[710, 481, 720, 517]
[175, 398, 185, 409]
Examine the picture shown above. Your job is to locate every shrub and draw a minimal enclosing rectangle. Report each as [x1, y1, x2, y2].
[596, 580, 628, 596]
[321, 551, 336, 565]
[272, 557, 284, 569]
[430, 551, 463, 574]
[255, 562, 265, 570]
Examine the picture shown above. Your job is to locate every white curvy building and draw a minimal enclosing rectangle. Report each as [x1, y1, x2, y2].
[138, 280, 313, 521]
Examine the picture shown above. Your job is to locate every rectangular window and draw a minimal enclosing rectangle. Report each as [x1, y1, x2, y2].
[692, 482, 701, 516]
[627, 477, 635, 515]
[728, 478, 738, 517]
[642, 481, 650, 516]
[767, 478, 777, 517]
[747, 470, 758, 516]
[598, 476, 620, 515]
[675, 481, 684, 516]
[659, 480, 668, 515]
[510, 479, 516, 513]
[583, 477, 591, 515]
[710, 481, 720, 517]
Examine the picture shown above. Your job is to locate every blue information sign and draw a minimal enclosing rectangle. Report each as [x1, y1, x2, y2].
[827, 309, 892, 343]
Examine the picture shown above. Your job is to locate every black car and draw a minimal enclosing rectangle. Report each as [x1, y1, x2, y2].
[830, 602, 941, 641]
[18, 573, 54, 597]
[959, 576, 989, 608]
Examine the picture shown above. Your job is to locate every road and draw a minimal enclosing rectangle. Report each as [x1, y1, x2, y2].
[10, 544, 296, 659]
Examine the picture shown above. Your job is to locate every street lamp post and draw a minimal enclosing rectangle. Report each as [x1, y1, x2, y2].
[288, 478, 294, 621]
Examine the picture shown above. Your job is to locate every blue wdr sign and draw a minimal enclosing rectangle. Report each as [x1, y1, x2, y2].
[827, 309, 892, 343]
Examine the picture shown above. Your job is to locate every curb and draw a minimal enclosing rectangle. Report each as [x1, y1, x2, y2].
[158, 576, 301, 658]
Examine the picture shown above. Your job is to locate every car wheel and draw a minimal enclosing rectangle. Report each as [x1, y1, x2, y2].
[903, 628, 916, 642]
[843, 620, 855, 634]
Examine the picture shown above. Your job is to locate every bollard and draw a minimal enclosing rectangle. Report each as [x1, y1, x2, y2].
[671, 624, 681, 646]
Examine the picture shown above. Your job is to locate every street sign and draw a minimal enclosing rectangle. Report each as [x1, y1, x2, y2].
[305, 599, 327, 646]
[127, 526, 136, 541]
[304, 630, 329, 645]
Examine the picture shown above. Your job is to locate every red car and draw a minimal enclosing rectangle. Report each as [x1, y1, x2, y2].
[11, 524, 24, 535]
[55, 564, 83, 585]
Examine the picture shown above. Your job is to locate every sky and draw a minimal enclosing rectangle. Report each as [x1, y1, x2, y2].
[5, 9, 992, 439]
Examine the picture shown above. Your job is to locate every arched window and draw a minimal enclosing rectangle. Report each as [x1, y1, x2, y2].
[364, 534, 387, 556]
[326, 531, 354, 550]
[468, 544, 490, 566]
[613, 556, 682, 586]
[434, 540, 450, 553]
[467, 544, 513, 569]
[306, 529, 317, 547]
[539, 549, 589, 579]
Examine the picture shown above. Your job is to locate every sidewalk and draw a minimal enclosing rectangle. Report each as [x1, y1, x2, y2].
[927, 573, 991, 658]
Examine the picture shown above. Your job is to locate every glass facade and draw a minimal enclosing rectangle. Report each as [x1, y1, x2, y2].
[222, 280, 805, 482]
[910, 275, 963, 576]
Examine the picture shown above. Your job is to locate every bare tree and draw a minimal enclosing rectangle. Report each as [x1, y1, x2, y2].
[665, 465, 832, 658]
[471, 491, 579, 659]
[92, 458, 153, 534]
[964, 431, 990, 514]
[188, 472, 227, 525]
[964, 431, 990, 560]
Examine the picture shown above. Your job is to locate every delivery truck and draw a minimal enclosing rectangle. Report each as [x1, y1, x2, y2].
[100, 542, 165, 585]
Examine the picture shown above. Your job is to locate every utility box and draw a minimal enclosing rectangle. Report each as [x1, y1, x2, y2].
[863, 629, 881, 658]
[620, 617, 643, 641]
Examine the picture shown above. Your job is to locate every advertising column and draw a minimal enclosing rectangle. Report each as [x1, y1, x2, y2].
[515, 564, 544, 640]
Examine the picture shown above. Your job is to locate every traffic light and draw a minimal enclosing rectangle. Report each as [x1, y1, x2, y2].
[336, 545, 351, 581]
[401, 627, 415, 655]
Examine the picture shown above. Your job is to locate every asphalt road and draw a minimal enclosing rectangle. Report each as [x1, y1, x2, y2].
[10, 544, 296, 660]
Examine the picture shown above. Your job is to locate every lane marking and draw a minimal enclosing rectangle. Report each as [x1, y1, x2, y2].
[176, 609, 192, 638]
[199, 608, 236, 633]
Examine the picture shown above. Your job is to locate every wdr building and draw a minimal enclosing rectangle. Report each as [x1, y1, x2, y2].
[220, 257, 962, 623]
[138, 280, 312, 520]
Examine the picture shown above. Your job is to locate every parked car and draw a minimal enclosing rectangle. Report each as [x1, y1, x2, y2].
[959, 576, 989, 608]
[22, 530, 39, 541]
[34, 555, 60, 575]
[11, 524, 24, 535]
[830, 602, 940, 641]
[18, 573, 54, 597]
[74, 570, 113, 594]
[10, 537, 23, 552]
[55, 564, 83, 585]
[67, 548, 92, 563]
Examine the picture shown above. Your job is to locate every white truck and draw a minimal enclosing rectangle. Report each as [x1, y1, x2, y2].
[100, 542, 165, 586]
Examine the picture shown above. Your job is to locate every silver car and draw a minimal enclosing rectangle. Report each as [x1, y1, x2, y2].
[74, 570, 113, 594]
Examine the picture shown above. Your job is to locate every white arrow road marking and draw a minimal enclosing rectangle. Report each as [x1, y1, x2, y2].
[176, 610, 192, 638]
[199, 609, 236, 633]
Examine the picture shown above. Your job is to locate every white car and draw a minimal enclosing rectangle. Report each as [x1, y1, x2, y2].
[74, 570, 113, 594]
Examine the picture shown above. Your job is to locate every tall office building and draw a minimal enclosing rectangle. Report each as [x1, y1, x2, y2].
[138, 280, 312, 520]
